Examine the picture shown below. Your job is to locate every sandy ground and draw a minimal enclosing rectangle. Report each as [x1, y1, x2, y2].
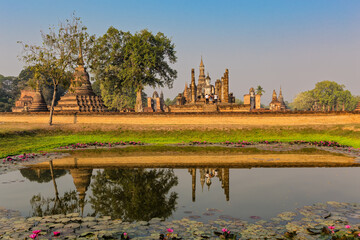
[30, 153, 358, 169]
[1, 113, 360, 131]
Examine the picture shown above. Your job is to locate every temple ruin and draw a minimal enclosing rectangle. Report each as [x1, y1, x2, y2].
[12, 82, 48, 112]
[54, 48, 107, 112]
[269, 88, 287, 111]
[169, 58, 248, 112]
[144, 91, 167, 112]
[243, 87, 261, 110]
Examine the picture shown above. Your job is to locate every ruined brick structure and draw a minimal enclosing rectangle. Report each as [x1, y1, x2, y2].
[269, 88, 287, 111]
[144, 91, 166, 112]
[243, 87, 261, 110]
[55, 48, 107, 112]
[170, 58, 248, 112]
[12, 81, 48, 112]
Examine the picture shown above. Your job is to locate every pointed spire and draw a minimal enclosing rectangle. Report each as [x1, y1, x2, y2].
[272, 89, 278, 101]
[200, 56, 204, 67]
[78, 44, 85, 66]
[35, 79, 40, 92]
[279, 86, 283, 97]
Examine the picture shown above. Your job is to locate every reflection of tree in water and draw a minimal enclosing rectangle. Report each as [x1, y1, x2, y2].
[30, 190, 81, 217]
[90, 168, 178, 221]
[20, 168, 67, 183]
[29, 168, 93, 217]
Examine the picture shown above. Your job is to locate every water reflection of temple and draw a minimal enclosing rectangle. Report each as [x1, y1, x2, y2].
[188, 168, 229, 202]
[70, 169, 93, 215]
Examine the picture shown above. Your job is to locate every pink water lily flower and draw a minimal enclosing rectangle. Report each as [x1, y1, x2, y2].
[222, 228, 228, 232]
[32, 230, 41, 234]
[345, 225, 351, 229]
[328, 226, 335, 230]
[53, 231, 60, 236]
[167, 228, 173, 233]
[29, 234, 37, 239]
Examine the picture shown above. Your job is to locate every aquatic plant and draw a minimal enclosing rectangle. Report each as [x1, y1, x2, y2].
[214, 228, 236, 239]
[159, 228, 181, 240]
[326, 225, 360, 239]
[121, 232, 129, 239]
[58, 141, 144, 149]
[29, 230, 41, 239]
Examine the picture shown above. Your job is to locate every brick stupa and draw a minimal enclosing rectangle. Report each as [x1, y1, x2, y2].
[55, 48, 107, 112]
[12, 81, 48, 112]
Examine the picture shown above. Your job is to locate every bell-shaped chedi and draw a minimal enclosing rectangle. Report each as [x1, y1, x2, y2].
[12, 80, 48, 112]
[54, 47, 107, 112]
[29, 81, 48, 112]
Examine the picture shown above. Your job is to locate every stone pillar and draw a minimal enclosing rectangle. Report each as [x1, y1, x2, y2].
[184, 83, 188, 102]
[215, 79, 221, 99]
[147, 97, 152, 109]
[135, 90, 143, 112]
[191, 69, 197, 103]
[223, 69, 229, 103]
[244, 94, 250, 105]
[255, 95, 261, 109]
[220, 77, 225, 102]
[155, 97, 162, 112]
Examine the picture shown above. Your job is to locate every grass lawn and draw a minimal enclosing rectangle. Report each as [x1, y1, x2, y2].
[1, 126, 360, 158]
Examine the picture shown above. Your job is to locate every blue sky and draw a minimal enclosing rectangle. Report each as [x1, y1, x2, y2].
[1, 0, 359, 103]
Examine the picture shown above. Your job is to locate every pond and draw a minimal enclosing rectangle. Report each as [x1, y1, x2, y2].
[1, 151, 360, 224]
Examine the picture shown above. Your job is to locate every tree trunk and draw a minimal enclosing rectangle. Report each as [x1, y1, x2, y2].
[49, 84, 57, 126]
[342, 103, 345, 111]
[135, 88, 143, 112]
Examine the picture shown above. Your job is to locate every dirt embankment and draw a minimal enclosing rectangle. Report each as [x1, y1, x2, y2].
[1, 112, 360, 131]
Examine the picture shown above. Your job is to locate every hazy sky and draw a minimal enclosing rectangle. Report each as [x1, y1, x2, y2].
[1, 0, 359, 103]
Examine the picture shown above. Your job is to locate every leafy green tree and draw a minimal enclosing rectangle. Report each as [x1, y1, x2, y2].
[164, 97, 177, 106]
[291, 81, 358, 111]
[89, 27, 177, 112]
[89, 168, 178, 221]
[312, 81, 344, 111]
[235, 98, 244, 104]
[19, 14, 94, 125]
[291, 91, 315, 111]
[255, 85, 265, 96]
[0, 74, 28, 112]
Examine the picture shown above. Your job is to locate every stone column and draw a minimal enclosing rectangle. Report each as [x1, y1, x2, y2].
[135, 89, 143, 112]
[255, 95, 261, 109]
[221, 77, 225, 102]
[155, 97, 162, 112]
[147, 97, 152, 109]
[223, 69, 229, 103]
[191, 69, 197, 103]
[215, 79, 221, 98]
[244, 94, 250, 105]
